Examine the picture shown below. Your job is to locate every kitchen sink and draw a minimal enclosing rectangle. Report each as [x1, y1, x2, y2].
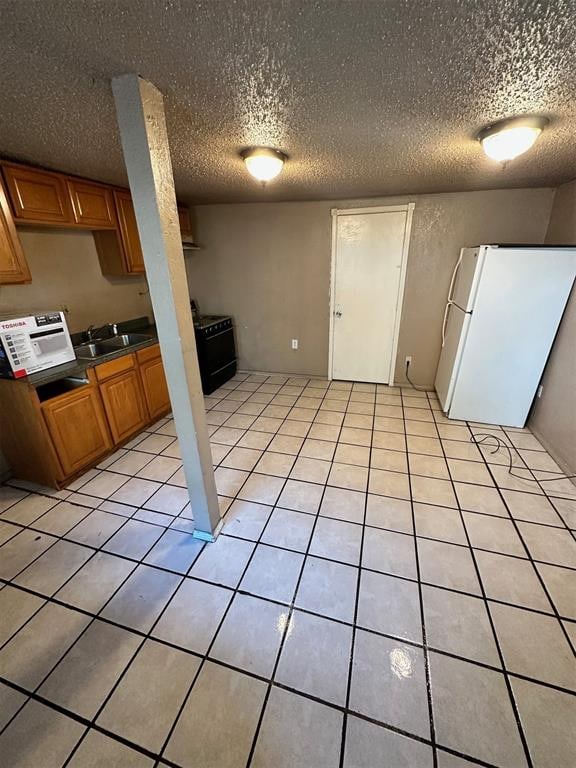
[74, 342, 110, 358]
[99, 333, 152, 349]
[74, 333, 152, 359]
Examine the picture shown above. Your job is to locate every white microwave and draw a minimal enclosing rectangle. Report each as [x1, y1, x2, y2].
[0, 312, 75, 379]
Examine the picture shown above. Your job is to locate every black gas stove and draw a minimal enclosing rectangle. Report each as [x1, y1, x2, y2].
[192, 306, 237, 394]
[194, 315, 232, 333]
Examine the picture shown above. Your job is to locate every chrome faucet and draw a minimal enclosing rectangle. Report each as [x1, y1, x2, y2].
[86, 323, 117, 341]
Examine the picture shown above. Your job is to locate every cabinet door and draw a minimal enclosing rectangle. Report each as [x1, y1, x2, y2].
[99, 369, 148, 444]
[139, 353, 171, 420]
[114, 189, 145, 273]
[0, 178, 31, 284]
[42, 387, 112, 477]
[67, 179, 116, 228]
[178, 205, 192, 236]
[2, 163, 73, 224]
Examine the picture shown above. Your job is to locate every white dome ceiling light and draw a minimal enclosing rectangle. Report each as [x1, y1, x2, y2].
[240, 146, 288, 184]
[478, 116, 549, 163]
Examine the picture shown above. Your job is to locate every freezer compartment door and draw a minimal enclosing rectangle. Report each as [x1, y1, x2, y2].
[452, 247, 484, 311]
[435, 303, 472, 412]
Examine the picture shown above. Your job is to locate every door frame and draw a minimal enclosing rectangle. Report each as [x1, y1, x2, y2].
[328, 203, 415, 385]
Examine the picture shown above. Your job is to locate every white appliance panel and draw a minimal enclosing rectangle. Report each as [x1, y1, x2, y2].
[452, 247, 484, 311]
[434, 303, 472, 411]
[448, 247, 576, 427]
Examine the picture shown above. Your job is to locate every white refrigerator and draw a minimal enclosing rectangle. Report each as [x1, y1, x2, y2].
[435, 245, 576, 428]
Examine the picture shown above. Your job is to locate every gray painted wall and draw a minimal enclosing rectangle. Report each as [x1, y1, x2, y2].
[528, 179, 576, 475]
[186, 187, 554, 385]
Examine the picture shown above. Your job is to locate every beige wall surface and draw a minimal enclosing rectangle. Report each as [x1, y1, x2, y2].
[0, 228, 153, 480]
[0, 228, 153, 333]
[186, 188, 554, 384]
[528, 179, 576, 475]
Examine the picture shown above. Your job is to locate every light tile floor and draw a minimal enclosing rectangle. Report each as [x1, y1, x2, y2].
[0, 372, 575, 767]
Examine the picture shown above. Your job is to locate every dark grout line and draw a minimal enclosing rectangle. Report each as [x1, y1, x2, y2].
[468, 423, 576, 659]
[243, 381, 353, 768]
[1, 373, 575, 767]
[402, 387, 438, 768]
[3, 558, 575, 679]
[497, 425, 576, 543]
[338, 377, 380, 768]
[434, 413, 536, 768]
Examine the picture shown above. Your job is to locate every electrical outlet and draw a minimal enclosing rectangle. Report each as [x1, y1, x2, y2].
[291, 339, 299, 350]
[405, 355, 412, 365]
[537, 384, 544, 398]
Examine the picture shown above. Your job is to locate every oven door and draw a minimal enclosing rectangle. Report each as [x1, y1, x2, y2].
[196, 326, 237, 394]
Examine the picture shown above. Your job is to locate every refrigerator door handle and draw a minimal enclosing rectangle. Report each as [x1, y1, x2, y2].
[441, 301, 452, 348]
[441, 251, 464, 347]
[447, 251, 463, 304]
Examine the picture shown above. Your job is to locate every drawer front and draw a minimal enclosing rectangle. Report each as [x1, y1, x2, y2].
[95, 353, 136, 382]
[3, 164, 73, 224]
[136, 343, 161, 364]
[67, 180, 116, 228]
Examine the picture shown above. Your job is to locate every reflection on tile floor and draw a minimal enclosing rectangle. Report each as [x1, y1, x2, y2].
[0, 372, 575, 767]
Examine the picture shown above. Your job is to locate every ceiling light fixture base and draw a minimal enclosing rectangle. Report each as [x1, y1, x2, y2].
[240, 146, 288, 183]
[477, 115, 549, 163]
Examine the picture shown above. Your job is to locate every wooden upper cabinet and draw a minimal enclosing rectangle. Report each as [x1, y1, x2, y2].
[0, 177, 31, 284]
[2, 163, 73, 225]
[178, 205, 192, 236]
[0, 159, 195, 278]
[137, 345, 171, 420]
[41, 384, 112, 477]
[114, 189, 145, 273]
[93, 189, 144, 276]
[67, 179, 116, 229]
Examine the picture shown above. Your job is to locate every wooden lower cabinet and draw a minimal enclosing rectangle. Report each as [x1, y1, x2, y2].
[137, 345, 171, 420]
[42, 385, 112, 477]
[0, 345, 171, 488]
[98, 367, 148, 444]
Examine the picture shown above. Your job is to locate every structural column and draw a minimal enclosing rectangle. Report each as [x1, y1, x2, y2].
[112, 74, 221, 540]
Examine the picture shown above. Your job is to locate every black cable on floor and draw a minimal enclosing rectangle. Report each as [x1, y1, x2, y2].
[404, 361, 430, 392]
[470, 432, 576, 484]
[403, 361, 574, 486]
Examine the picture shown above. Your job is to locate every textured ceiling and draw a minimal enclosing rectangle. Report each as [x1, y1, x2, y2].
[1, 0, 575, 204]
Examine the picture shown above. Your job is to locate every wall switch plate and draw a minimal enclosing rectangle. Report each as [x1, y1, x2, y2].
[405, 355, 412, 365]
[537, 384, 544, 398]
[291, 339, 299, 350]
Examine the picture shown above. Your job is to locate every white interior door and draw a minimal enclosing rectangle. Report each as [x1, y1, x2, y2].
[331, 206, 412, 383]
